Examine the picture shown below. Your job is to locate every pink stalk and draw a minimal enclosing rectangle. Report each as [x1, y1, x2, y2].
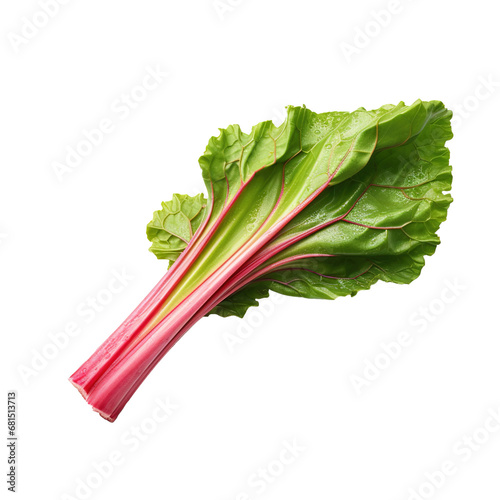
[70, 176, 336, 420]
[70, 132, 377, 421]
[80, 250, 331, 421]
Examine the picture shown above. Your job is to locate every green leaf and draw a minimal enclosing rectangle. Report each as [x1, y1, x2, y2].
[147, 193, 207, 262]
[148, 101, 452, 318]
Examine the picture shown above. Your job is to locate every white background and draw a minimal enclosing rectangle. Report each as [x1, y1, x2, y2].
[1, 1, 499, 499]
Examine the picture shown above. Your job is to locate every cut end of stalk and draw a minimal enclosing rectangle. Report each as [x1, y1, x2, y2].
[68, 376, 88, 398]
[69, 377, 116, 422]
[92, 406, 116, 423]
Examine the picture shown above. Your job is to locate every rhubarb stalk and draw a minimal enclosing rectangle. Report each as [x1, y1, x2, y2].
[70, 101, 453, 421]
